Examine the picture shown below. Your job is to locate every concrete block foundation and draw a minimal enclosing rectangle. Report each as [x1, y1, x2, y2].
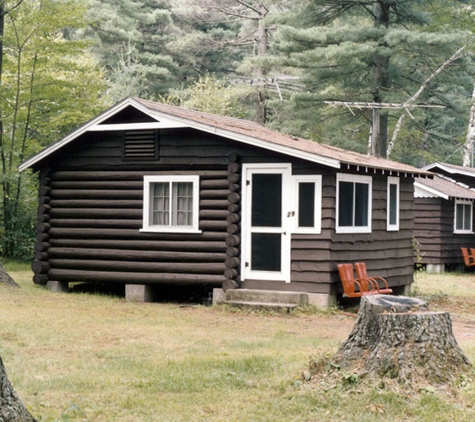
[212, 288, 226, 305]
[126, 284, 154, 302]
[46, 280, 69, 293]
[426, 264, 445, 274]
[307, 293, 336, 309]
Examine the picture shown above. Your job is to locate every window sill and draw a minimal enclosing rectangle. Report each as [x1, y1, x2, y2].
[293, 228, 322, 235]
[453, 230, 474, 235]
[336, 227, 371, 234]
[140, 227, 202, 234]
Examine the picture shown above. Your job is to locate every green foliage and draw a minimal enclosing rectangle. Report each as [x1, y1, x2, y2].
[268, 0, 474, 164]
[165, 74, 256, 119]
[84, 0, 185, 99]
[0, 0, 108, 258]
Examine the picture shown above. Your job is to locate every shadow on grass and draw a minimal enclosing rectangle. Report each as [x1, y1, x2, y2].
[70, 282, 215, 306]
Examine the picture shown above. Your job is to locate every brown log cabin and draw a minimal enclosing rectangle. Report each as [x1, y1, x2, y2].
[414, 164, 475, 273]
[19, 97, 430, 306]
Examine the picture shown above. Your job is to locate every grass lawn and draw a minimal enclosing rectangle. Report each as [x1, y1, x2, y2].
[1, 263, 475, 421]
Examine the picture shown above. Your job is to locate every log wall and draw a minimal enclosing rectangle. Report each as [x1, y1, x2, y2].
[34, 168, 232, 286]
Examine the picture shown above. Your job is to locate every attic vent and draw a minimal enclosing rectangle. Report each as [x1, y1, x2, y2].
[123, 130, 158, 160]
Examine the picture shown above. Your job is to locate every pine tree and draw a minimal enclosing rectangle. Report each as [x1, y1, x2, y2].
[272, 0, 472, 161]
[84, 0, 182, 100]
[171, 0, 296, 123]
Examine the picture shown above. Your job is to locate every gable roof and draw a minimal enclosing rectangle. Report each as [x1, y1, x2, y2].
[423, 162, 475, 179]
[414, 174, 475, 200]
[19, 97, 430, 176]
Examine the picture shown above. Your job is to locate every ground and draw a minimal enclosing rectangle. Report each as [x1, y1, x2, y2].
[326, 273, 475, 344]
[2, 268, 475, 421]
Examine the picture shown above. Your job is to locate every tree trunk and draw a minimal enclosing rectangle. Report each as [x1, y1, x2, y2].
[0, 263, 19, 287]
[333, 295, 471, 386]
[370, 1, 391, 157]
[463, 80, 475, 167]
[0, 355, 36, 421]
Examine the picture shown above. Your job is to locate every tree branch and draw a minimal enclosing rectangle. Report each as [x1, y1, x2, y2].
[233, 0, 266, 16]
[387, 43, 468, 157]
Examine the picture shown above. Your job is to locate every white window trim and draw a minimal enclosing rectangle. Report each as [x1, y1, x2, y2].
[141, 175, 201, 233]
[293, 175, 322, 234]
[336, 173, 372, 234]
[387, 176, 400, 232]
[454, 199, 473, 234]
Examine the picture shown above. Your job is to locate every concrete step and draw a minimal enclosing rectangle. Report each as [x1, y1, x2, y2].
[225, 289, 308, 306]
[224, 300, 298, 311]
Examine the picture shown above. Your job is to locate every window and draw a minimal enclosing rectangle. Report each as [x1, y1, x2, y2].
[387, 177, 400, 231]
[336, 173, 372, 233]
[293, 176, 322, 233]
[142, 175, 200, 233]
[454, 200, 473, 234]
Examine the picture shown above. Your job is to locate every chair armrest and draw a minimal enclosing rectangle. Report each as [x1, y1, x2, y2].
[357, 276, 378, 292]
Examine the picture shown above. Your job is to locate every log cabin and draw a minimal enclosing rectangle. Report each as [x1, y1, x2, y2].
[20, 97, 430, 307]
[414, 165, 475, 273]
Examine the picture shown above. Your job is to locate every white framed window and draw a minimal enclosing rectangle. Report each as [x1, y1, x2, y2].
[293, 175, 322, 233]
[454, 199, 473, 234]
[336, 173, 372, 234]
[387, 176, 400, 231]
[141, 175, 201, 233]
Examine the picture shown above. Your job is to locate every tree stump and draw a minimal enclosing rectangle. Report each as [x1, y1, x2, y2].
[0, 355, 36, 421]
[0, 263, 19, 288]
[333, 295, 472, 386]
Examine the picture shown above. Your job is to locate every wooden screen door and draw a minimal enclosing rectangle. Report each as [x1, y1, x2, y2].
[242, 164, 292, 283]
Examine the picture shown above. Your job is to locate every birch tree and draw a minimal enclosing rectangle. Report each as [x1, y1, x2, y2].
[463, 81, 475, 167]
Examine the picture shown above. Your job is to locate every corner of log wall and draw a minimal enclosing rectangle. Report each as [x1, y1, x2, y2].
[224, 154, 241, 291]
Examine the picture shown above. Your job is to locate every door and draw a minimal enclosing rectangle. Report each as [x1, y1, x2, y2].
[242, 164, 292, 283]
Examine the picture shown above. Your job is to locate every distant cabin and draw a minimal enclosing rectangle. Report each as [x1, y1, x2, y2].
[20, 97, 430, 306]
[414, 163, 475, 273]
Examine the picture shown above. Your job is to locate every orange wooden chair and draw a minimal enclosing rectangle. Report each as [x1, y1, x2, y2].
[460, 248, 475, 267]
[461, 248, 475, 268]
[338, 263, 379, 298]
[354, 262, 392, 295]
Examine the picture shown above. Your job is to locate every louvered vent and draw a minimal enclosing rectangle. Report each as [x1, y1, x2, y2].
[123, 130, 158, 160]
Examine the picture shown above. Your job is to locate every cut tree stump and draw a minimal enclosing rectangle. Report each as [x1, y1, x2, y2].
[332, 295, 472, 386]
[0, 263, 19, 288]
[0, 354, 36, 421]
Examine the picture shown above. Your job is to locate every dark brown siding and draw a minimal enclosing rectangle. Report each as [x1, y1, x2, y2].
[414, 197, 474, 267]
[329, 173, 415, 293]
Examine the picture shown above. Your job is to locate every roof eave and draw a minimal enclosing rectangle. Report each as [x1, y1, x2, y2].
[19, 97, 141, 172]
[19, 97, 342, 172]
[423, 162, 475, 179]
[414, 181, 449, 199]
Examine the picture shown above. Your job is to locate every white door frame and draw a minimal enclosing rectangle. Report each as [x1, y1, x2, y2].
[241, 163, 293, 283]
